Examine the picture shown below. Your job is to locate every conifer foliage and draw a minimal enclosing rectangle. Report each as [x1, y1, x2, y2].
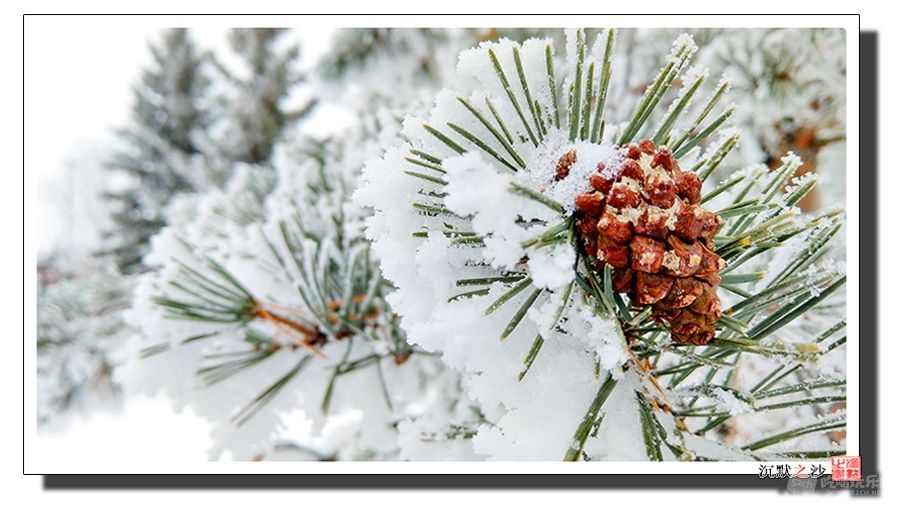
[102, 29, 213, 274]
[37, 267, 130, 426]
[357, 29, 845, 460]
[211, 28, 316, 165]
[38, 27, 847, 462]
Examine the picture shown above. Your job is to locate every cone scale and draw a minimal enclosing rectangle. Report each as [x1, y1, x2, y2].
[567, 139, 725, 345]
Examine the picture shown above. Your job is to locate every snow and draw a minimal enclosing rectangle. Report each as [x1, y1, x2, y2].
[517, 129, 625, 214]
[443, 152, 531, 269]
[359, 28, 847, 461]
[33, 393, 213, 467]
[32, 26, 848, 465]
[116, 62, 469, 460]
[583, 372, 647, 460]
[361, 32, 664, 460]
[714, 387, 753, 416]
[527, 244, 576, 290]
[575, 305, 630, 376]
[669, 33, 699, 63]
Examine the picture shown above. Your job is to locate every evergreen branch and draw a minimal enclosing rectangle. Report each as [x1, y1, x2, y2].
[743, 276, 846, 341]
[153, 258, 257, 324]
[716, 210, 800, 260]
[374, 358, 395, 412]
[816, 321, 847, 343]
[666, 265, 842, 385]
[174, 258, 249, 302]
[521, 218, 573, 249]
[720, 272, 766, 284]
[139, 342, 170, 358]
[719, 283, 753, 298]
[715, 200, 777, 219]
[635, 338, 735, 369]
[724, 265, 833, 317]
[722, 166, 766, 210]
[755, 395, 846, 411]
[664, 274, 843, 388]
[755, 379, 846, 399]
[726, 155, 803, 237]
[782, 176, 818, 210]
[534, 101, 548, 137]
[197, 342, 280, 387]
[750, 364, 800, 394]
[179, 326, 241, 344]
[207, 258, 255, 299]
[767, 218, 843, 287]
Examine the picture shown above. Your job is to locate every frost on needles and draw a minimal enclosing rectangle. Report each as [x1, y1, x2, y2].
[46, 28, 846, 462]
[356, 29, 846, 461]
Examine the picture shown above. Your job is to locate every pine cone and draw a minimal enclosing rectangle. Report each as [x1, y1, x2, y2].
[570, 139, 725, 345]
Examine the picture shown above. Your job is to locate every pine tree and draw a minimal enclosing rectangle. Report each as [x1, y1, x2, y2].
[210, 28, 315, 166]
[36, 141, 130, 426]
[101, 28, 214, 275]
[37, 264, 131, 426]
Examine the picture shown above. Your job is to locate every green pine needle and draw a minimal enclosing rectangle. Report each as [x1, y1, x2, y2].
[500, 288, 543, 340]
[484, 277, 534, 315]
[488, 48, 538, 146]
[564, 374, 617, 461]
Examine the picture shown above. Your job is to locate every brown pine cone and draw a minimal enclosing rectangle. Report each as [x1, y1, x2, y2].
[568, 139, 725, 345]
